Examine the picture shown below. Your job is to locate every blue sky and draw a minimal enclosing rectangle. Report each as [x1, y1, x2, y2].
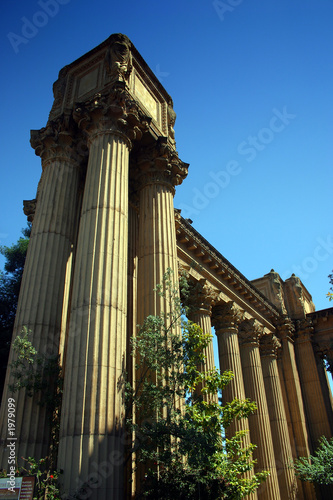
[1, 0, 332, 313]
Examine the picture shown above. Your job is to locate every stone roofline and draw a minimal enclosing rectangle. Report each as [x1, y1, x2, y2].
[175, 211, 281, 322]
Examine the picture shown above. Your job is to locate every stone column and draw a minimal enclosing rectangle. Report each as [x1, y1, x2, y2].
[134, 138, 188, 324]
[186, 279, 218, 402]
[295, 320, 333, 500]
[212, 303, 257, 500]
[212, 302, 248, 435]
[276, 317, 316, 500]
[57, 86, 148, 500]
[260, 333, 297, 499]
[0, 116, 83, 467]
[239, 319, 281, 500]
[295, 319, 333, 447]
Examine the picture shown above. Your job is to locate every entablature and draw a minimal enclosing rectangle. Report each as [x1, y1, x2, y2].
[176, 214, 280, 331]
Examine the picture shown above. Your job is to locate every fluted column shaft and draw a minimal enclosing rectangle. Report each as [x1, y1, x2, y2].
[239, 320, 281, 500]
[294, 320, 333, 447]
[295, 320, 333, 500]
[187, 280, 218, 402]
[135, 139, 188, 324]
[260, 334, 297, 499]
[57, 128, 130, 499]
[212, 303, 249, 436]
[276, 319, 316, 500]
[0, 123, 82, 467]
[212, 303, 257, 500]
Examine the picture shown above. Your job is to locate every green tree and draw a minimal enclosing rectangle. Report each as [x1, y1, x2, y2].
[294, 436, 333, 486]
[0, 224, 31, 399]
[125, 270, 268, 499]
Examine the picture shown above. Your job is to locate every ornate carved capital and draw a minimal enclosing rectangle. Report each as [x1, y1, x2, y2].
[132, 137, 189, 193]
[295, 318, 314, 344]
[30, 113, 85, 168]
[186, 279, 219, 317]
[260, 333, 281, 358]
[212, 301, 243, 332]
[73, 85, 151, 148]
[238, 318, 264, 346]
[275, 316, 295, 342]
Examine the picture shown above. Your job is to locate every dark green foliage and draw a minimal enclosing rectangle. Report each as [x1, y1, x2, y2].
[125, 269, 268, 499]
[294, 436, 333, 486]
[0, 224, 31, 399]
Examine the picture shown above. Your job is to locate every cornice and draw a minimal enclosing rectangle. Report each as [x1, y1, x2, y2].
[175, 214, 281, 323]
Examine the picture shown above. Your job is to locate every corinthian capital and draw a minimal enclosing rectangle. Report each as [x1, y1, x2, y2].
[275, 316, 295, 342]
[212, 301, 243, 331]
[133, 137, 189, 192]
[295, 318, 314, 343]
[73, 84, 151, 147]
[238, 318, 264, 346]
[186, 279, 219, 316]
[260, 333, 281, 358]
[30, 113, 84, 168]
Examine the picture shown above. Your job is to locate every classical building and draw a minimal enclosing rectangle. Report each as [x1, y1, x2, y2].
[0, 34, 332, 499]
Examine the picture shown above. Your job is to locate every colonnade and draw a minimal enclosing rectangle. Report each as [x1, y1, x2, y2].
[0, 33, 332, 500]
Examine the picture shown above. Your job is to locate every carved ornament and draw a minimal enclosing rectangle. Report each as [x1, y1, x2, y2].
[73, 85, 151, 147]
[260, 333, 281, 358]
[23, 199, 37, 223]
[104, 33, 132, 86]
[212, 301, 244, 331]
[275, 316, 295, 342]
[133, 137, 188, 192]
[295, 318, 314, 344]
[186, 279, 219, 316]
[167, 98, 176, 144]
[238, 318, 264, 346]
[30, 113, 85, 168]
[49, 65, 69, 120]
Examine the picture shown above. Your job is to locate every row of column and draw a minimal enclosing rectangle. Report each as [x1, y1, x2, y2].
[0, 85, 188, 500]
[187, 291, 298, 500]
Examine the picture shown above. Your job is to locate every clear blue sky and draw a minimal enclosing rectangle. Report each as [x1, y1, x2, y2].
[1, 0, 332, 312]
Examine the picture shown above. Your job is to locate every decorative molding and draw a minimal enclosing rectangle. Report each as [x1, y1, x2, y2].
[185, 279, 219, 316]
[212, 301, 244, 331]
[30, 113, 85, 168]
[239, 318, 264, 345]
[275, 316, 295, 342]
[23, 199, 37, 223]
[176, 215, 281, 322]
[133, 137, 188, 192]
[260, 333, 281, 358]
[104, 33, 133, 86]
[73, 84, 151, 148]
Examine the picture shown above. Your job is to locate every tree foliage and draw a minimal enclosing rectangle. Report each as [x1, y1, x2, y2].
[294, 436, 333, 486]
[125, 269, 268, 499]
[0, 224, 31, 399]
